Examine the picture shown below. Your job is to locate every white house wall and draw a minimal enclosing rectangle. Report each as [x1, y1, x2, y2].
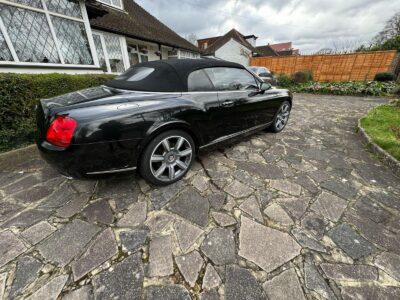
[125, 38, 161, 61]
[215, 38, 251, 66]
[162, 46, 171, 59]
[0, 67, 104, 74]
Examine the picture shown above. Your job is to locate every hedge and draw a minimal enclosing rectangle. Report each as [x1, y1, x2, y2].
[0, 73, 114, 153]
[285, 81, 400, 97]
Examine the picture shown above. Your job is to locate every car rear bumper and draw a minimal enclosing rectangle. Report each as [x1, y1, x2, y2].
[37, 138, 143, 178]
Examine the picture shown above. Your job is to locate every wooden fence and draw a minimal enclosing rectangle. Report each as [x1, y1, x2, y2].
[250, 50, 399, 82]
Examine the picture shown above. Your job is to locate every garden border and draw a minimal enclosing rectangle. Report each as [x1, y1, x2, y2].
[358, 118, 400, 178]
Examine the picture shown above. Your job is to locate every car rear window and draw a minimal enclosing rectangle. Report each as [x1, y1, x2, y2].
[114, 67, 155, 82]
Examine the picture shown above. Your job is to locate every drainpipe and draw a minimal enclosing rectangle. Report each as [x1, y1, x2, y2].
[158, 44, 162, 60]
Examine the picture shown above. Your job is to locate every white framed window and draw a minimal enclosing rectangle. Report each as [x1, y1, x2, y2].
[92, 30, 128, 73]
[167, 49, 199, 60]
[0, 0, 99, 68]
[127, 42, 149, 66]
[167, 49, 178, 60]
[138, 45, 149, 63]
[179, 50, 200, 59]
[97, 0, 123, 10]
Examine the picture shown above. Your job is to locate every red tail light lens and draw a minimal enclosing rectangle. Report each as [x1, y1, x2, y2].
[46, 116, 77, 148]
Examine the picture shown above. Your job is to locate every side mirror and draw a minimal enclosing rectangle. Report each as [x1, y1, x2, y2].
[259, 73, 269, 77]
[260, 82, 272, 91]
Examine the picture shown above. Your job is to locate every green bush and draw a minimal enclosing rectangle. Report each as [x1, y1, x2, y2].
[394, 86, 400, 97]
[0, 73, 114, 152]
[374, 72, 395, 82]
[390, 98, 400, 107]
[289, 81, 399, 97]
[356, 36, 400, 52]
[292, 70, 313, 83]
[277, 74, 294, 87]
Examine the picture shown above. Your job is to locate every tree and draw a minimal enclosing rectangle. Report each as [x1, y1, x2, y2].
[374, 12, 400, 43]
[186, 33, 198, 46]
[356, 12, 400, 52]
[372, 35, 400, 51]
[331, 39, 364, 54]
[316, 48, 333, 55]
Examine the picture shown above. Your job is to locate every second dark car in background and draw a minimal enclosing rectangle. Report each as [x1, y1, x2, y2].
[248, 66, 278, 86]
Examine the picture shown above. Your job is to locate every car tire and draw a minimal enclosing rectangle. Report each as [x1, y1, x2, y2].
[269, 100, 291, 133]
[139, 130, 195, 186]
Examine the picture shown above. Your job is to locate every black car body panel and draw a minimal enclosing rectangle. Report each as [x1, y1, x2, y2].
[36, 59, 292, 177]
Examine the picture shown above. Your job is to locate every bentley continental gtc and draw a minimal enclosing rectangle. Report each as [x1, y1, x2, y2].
[36, 59, 292, 185]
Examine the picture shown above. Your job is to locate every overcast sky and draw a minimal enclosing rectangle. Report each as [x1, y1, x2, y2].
[136, 0, 400, 53]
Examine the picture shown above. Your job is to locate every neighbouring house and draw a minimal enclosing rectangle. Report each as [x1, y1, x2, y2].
[255, 45, 280, 57]
[197, 29, 259, 66]
[256, 42, 300, 57]
[0, 0, 200, 74]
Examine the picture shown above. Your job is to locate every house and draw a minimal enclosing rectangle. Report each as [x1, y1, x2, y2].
[198, 29, 258, 66]
[255, 45, 280, 57]
[0, 0, 200, 74]
[256, 42, 300, 57]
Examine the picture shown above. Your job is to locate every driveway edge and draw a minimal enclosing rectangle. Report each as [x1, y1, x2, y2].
[0, 144, 38, 171]
[358, 119, 400, 178]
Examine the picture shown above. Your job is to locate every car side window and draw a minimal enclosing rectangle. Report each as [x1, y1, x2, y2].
[188, 69, 215, 92]
[204, 67, 259, 91]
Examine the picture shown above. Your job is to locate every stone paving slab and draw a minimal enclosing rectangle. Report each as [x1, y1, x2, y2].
[0, 94, 400, 299]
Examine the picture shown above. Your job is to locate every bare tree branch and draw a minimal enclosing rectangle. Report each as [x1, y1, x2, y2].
[186, 33, 198, 46]
[374, 12, 400, 43]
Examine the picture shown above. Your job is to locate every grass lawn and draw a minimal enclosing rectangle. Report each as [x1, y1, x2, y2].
[360, 104, 400, 161]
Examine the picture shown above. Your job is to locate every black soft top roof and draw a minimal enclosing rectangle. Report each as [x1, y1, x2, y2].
[105, 59, 245, 92]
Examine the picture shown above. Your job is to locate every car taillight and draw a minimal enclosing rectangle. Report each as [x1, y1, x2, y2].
[46, 116, 77, 148]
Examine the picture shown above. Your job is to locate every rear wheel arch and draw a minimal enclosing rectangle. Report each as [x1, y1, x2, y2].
[138, 129, 196, 185]
[136, 122, 200, 167]
[286, 96, 293, 107]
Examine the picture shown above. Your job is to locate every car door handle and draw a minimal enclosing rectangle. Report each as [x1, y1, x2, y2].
[221, 100, 234, 107]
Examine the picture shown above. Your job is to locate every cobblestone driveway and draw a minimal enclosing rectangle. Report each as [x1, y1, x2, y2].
[1, 94, 400, 300]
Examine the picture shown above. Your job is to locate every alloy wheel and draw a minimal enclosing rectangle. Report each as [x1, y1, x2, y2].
[275, 103, 290, 131]
[150, 136, 193, 182]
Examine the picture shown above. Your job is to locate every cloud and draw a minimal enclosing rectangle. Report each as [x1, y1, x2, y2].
[136, 0, 400, 53]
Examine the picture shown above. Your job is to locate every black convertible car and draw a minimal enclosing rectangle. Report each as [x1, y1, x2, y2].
[37, 59, 292, 185]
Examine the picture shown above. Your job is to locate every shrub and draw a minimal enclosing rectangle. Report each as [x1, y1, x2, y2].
[391, 98, 400, 107]
[0, 73, 114, 152]
[289, 81, 399, 97]
[394, 86, 400, 96]
[292, 70, 313, 84]
[374, 72, 395, 82]
[277, 74, 294, 87]
[356, 36, 400, 52]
